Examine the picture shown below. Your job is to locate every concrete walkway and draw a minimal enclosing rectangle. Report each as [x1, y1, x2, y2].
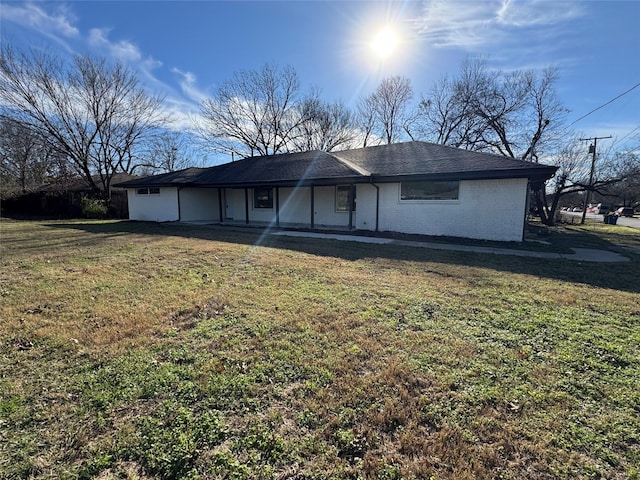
[270, 231, 630, 263]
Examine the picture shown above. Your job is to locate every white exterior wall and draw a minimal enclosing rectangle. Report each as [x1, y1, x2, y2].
[225, 186, 351, 227]
[359, 178, 527, 242]
[312, 186, 351, 227]
[127, 187, 179, 222]
[278, 187, 312, 224]
[127, 179, 527, 241]
[180, 188, 221, 222]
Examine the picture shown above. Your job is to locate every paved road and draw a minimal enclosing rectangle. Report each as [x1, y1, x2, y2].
[559, 211, 640, 230]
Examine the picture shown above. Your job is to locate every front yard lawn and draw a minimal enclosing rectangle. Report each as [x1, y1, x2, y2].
[1, 219, 638, 479]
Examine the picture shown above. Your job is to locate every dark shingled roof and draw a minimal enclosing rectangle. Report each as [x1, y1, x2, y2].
[194, 150, 363, 186]
[115, 141, 557, 188]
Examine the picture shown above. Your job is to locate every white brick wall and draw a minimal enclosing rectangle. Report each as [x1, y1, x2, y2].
[180, 188, 221, 222]
[128, 179, 528, 241]
[356, 178, 527, 242]
[312, 186, 351, 227]
[127, 187, 179, 222]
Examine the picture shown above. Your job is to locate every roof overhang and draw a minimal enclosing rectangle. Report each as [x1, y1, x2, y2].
[369, 166, 558, 184]
[115, 167, 557, 190]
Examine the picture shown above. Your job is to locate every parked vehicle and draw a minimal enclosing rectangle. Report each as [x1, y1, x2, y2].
[596, 203, 611, 215]
[615, 207, 635, 217]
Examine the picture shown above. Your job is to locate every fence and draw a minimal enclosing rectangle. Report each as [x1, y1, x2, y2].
[1, 190, 129, 219]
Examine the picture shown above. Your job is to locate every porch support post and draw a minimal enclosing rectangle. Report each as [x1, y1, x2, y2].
[275, 187, 280, 227]
[217, 188, 223, 222]
[177, 187, 183, 221]
[244, 188, 249, 224]
[310, 185, 315, 229]
[348, 184, 355, 230]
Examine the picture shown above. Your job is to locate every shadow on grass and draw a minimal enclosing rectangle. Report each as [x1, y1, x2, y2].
[45, 220, 640, 294]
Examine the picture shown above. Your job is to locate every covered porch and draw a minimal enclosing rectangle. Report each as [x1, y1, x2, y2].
[177, 184, 363, 231]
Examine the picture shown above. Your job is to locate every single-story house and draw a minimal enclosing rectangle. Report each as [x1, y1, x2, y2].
[114, 141, 557, 242]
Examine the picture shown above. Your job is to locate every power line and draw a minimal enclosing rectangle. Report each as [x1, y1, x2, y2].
[610, 124, 640, 149]
[566, 82, 640, 129]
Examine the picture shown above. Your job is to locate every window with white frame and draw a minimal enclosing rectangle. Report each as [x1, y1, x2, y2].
[400, 181, 459, 201]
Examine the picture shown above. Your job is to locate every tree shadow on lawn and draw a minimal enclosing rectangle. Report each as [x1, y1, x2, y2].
[45, 220, 640, 294]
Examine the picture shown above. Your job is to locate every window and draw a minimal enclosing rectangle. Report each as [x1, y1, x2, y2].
[336, 185, 355, 212]
[136, 187, 160, 195]
[253, 187, 273, 209]
[400, 181, 459, 201]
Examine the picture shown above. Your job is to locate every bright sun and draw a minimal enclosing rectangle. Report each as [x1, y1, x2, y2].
[370, 27, 399, 59]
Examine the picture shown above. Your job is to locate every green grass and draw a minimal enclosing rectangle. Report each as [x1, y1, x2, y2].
[1, 219, 639, 479]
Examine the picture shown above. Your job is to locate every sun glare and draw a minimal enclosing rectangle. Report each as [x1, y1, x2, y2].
[370, 27, 399, 59]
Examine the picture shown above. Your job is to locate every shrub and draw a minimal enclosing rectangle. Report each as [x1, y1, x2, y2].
[81, 197, 108, 218]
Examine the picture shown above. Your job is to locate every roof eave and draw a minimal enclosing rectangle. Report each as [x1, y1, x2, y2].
[370, 167, 557, 184]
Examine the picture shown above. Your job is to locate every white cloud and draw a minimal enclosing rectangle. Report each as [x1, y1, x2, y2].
[2, 2, 202, 135]
[88, 28, 142, 63]
[0, 2, 79, 38]
[87, 27, 163, 88]
[496, 0, 584, 27]
[411, 0, 584, 49]
[171, 68, 209, 104]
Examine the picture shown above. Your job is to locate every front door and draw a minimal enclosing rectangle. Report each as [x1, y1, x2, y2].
[224, 189, 233, 219]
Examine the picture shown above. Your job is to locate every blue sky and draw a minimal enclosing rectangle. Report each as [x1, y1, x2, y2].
[1, 0, 639, 162]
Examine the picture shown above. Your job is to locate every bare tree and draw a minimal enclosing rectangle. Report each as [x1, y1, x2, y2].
[0, 45, 166, 199]
[291, 93, 356, 152]
[417, 75, 483, 149]
[534, 138, 640, 224]
[197, 64, 305, 158]
[417, 59, 566, 161]
[473, 66, 565, 162]
[0, 116, 52, 197]
[358, 76, 414, 145]
[356, 94, 378, 148]
[136, 131, 196, 174]
[534, 137, 590, 224]
[606, 151, 640, 208]
[590, 146, 640, 207]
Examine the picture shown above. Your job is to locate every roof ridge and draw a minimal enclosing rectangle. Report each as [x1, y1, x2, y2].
[331, 153, 371, 176]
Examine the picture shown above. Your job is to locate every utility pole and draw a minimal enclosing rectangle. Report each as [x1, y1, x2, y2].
[579, 135, 612, 224]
